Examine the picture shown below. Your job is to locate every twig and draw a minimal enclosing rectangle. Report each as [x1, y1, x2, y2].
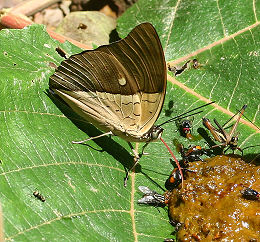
[0, 12, 91, 50]
[10, 0, 61, 16]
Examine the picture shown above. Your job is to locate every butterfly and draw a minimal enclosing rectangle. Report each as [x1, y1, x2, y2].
[49, 23, 166, 159]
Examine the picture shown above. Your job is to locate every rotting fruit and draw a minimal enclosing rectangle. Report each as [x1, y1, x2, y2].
[168, 155, 260, 241]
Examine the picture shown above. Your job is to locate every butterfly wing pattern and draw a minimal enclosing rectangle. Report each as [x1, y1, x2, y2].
[49, 23, 166, 142]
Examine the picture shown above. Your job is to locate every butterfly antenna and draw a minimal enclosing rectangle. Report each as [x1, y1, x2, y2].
[158, 101, 215, 127]
[159, 110, 204, 127]
[160, 137, 184, 188]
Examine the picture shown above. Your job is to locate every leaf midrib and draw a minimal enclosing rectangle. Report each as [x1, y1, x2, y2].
[167, 21, 260, 66]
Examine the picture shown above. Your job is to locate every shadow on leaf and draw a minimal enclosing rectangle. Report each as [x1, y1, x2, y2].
[46, 90, 137, 171]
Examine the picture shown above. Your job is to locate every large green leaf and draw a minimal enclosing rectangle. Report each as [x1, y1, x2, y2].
[0, 1, 259, 241]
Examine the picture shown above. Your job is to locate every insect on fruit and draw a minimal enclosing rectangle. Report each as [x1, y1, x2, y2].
[173, 141, 208, 167]
[180, 144, 206, 164]
[165, 165, 196, 191]
[33, 191, 46, 202]
[202, 105, 247, 154]
[165, 168, 184, 190]
[241, 187, 260, 201]
[138, 186, 167, 207]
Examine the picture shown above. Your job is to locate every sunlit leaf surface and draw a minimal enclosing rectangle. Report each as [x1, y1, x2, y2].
[0, 0, 259, 241]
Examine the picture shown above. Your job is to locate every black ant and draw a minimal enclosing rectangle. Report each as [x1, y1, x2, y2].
[33, 191, 46, 202]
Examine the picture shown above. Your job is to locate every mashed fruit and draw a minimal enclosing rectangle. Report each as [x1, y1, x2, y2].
[168, 155, 260, 241]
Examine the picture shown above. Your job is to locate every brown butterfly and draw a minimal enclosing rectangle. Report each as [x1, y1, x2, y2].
[49, 23, 166, 159]
[49, 23, 213, 184]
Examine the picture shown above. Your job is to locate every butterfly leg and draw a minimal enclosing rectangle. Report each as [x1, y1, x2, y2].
[72, 131, 113, 144]
[124, 160, 140, 186]
[55, 47, 69, 59]
[127, 142, 140, 160]
[124, 142, 141, 186]
[140, 142, 149, 157]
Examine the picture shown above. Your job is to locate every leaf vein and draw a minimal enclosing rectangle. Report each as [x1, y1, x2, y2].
[0, 162, 124, 176]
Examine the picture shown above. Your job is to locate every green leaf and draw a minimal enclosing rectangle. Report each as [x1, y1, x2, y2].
[0, 0, 259, 241]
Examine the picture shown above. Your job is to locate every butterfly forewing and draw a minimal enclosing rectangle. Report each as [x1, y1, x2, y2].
[96, 24, 166, 134]
[49, 23, 166, 142]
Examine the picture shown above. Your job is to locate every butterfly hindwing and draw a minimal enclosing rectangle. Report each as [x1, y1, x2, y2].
[49, 23, 166, 142]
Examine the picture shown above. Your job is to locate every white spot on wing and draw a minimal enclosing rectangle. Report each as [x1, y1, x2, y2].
[118, 77, 127, 86]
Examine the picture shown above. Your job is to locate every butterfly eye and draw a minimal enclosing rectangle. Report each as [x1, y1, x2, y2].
[150, 126, 164, 140]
